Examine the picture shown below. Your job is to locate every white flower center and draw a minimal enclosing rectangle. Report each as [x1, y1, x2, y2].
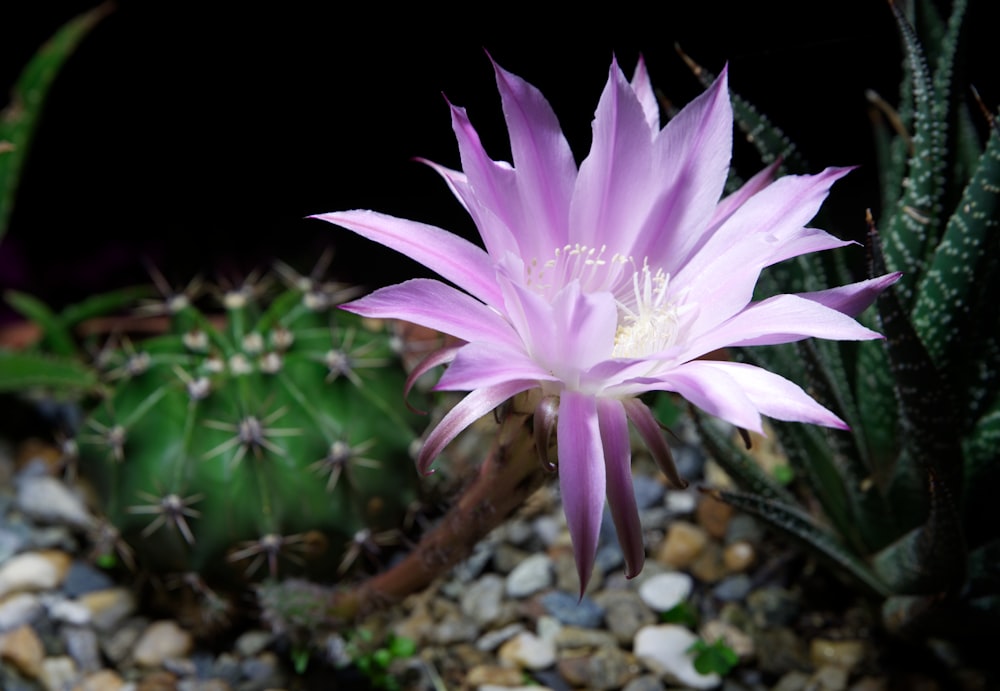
[613, 260, 684, 358]
[526, 247, 687, 360]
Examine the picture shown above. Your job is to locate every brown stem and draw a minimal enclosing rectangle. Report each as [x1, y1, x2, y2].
[261, 390, 551, 630]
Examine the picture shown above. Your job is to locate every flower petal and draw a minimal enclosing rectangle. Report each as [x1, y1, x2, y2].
[492, 57, 577, 253]
[570, 58, 655, 252]
[621, 397, 687, 489]
[597, 397, 644, 578]
[557, 390, 605, 597]
[342, 278, 520, 349]
[652, 360, 764, 434]
[679, 293, 886, 356]
[435, 341, 558, 391]
[691, 361, 848, 429]
[798, 272, 902, 317]
[630, 55, 659, 131]
[312, 210, 502, 306]
[638, 66, 734, 270]
[418, 379, 537, 474]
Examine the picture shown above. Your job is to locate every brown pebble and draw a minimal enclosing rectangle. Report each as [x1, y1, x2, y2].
[76, 669, 127, 691]
[696, 494, 735, 539]
[465, 664, 526, 686]
[723, 541, 756, 573]
[656, 521, 708, 568]
[0, 624, 44, 678]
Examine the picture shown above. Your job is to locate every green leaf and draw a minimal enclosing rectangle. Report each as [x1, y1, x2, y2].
[0, 349, 97, 393]
[0, 3, 113, 240]
[661, 602, 699, 628]
[688, 638, 739, 676]
[911, 124, 1000, 377]
[702, 486, 890, 597]
[881, 1, 948, 308]
[872, 469, 965, 593]
[691, 411, 791, 503]
[4, 290, 77, 356]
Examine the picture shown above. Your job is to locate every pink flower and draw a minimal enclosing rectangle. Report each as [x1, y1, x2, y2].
[314, 57, 899, 592]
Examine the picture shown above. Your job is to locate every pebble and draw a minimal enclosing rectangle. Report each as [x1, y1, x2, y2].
[62, 623, 103, 672]
[0, 550, 72, 598]
[664, 490, 697, 514]
[461, 573, 505, 626]
[700, 619, 754, 659]
[553, 626, 618, 650]
[633, 624, 721, 689]
[748, 587, 801, 628]
[638, 571, 693, 612]
[540, 590, 604, 628]
[722, 541, 756, 572]
[695, 493, 735, 539]
[476, 622, 525, 651]
[466, 664, 526, 686]
[77, 669, 127, 690]
[498, 631, 556, 670]
[622, 674, 667, 691]
[15, 475, 94, 529]
[79, 587, 137, 632]
[0, 591, 43, 630]
[592, 590, 655, 644]
[810, 638, 866, 672]
[632, 474, 666, 510]
[0, 624, 45, 678]
[133, 620, 194, 667]
[557, 646, 635, 690]
[656, 521, 708, 568]
[62, 560, 116, 597]
[47, 595, 93, 625]
[505, 553, 553, 597]
[552, 549, 602, 595]
[40, 655, 78, 690]
[712, 574, 752, 602]
[234, 629, 273, 657]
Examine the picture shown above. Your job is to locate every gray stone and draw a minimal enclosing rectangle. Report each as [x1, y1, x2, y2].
[747, 587, 801, 628]
[632, 474, 666, 510]
[0, 592, 42, 632]
[493, 543, 532, 575]
[623, 675, 667, 691]
[553, 626, 618, 650]
[505, 553, 553, 598]
[61, 560, 115, 598]
[15, 476, 93, 530]
[61, 624, 102, 672]
[713, 574, 752, 602]
[475, 623, 525, 652]
[540, 590, 604, 629]
[593, 590, 655, 644]
[461, 574, 505, 626]
[234, 629, 274, 657]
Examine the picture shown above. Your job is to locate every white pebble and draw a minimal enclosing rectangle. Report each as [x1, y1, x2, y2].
[634, 624, 721, 689]
[638, 571, 693, 612]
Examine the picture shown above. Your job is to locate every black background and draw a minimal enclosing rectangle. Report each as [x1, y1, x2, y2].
[1, 1, 994, 318]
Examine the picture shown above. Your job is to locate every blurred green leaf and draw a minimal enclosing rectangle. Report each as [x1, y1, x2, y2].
[0, 3, 113, 240]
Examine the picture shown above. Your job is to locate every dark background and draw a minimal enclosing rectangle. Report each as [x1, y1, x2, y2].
[1, 1, 994, 317]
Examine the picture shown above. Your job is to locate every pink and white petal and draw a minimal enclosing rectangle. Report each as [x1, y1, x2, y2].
[417, 379, 537, 474]
[404, 346, 460, 405]
[549, 281, 619, 375]
[342, 279, 520, 349]
[704, 160, 781, 234]
[695, 361, 848, 429]
[638, 67, 734, 271]
[435, 341, 557, 391]
[312, 210, 502, 306]
[676, 166, 853, 288]
[492, 58, 576, 252]
[597, 397, 644, 577]
[570, 59, 656, 251]
[448, 103, 528, 258]
[679, 293, 886, 356]
[652, 361, 764, 434]
[415, 157, 471, 214]
[558, 390, 606, 596]
[630, 55, 659, 131]
[798, 272, 902, 317]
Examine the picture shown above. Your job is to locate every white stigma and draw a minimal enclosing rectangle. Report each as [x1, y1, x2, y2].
[613, 260, 684, 358]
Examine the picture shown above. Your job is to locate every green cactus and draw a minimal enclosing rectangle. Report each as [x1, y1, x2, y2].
[9, 262, 426, 598]
[679, 0, 999, 649]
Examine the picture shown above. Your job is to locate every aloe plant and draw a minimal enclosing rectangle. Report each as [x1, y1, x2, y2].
[684, 0, 998, 647]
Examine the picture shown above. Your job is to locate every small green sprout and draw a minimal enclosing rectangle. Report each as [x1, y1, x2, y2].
[688, 637, 739, 676]
[660, 601, 699, 628]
